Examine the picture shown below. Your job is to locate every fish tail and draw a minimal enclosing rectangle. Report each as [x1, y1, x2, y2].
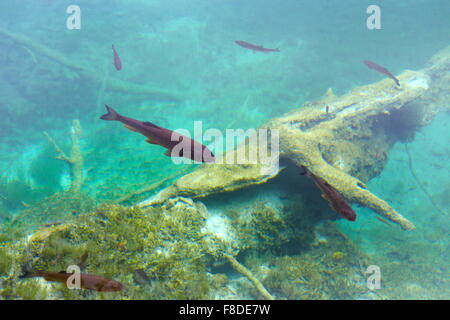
[100, 105, 120, 121]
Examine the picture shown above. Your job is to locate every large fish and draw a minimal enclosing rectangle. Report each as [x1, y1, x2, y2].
[22, 271, 124, 292]
[302, 167, 356, 221]
[363, 60, 400, 86]
[112, 44, 122, 71]
[235, 40, 280, 53]
[100, 105, 215, 163]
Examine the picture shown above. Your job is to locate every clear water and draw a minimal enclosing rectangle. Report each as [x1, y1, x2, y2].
[0, 0, 448, 300]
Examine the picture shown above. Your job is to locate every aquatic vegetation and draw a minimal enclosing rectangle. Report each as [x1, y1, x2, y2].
[331, 251, 346, 260]
[263, 222, 369, 300]
[228, 201, 291, 251]
[1, 199, 215, 299]
[0, 173, 40, 210]
[0, 247, 14, 275]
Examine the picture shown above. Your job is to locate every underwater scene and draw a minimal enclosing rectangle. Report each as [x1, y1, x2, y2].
[0, 0, 449, 300]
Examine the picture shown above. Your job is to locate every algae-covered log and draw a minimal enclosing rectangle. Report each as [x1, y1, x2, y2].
[142, 46, 450, 231]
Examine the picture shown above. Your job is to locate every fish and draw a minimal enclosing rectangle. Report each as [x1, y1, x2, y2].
[301, 166, 356, 221]
[363, 60, 400, 86]
[112, 44, 122, 71]
[100, 105, 215, 163]
[21, 271, 124, 292]
[235, 40, 280, 53]
[375, 216, 391, 225]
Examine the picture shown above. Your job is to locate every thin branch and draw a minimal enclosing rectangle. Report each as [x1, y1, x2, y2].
[405, 143, 447, 216]
[225, 254, 274, 300]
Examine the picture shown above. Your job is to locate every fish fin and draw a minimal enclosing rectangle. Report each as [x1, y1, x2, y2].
[145, 138, 159, 145]
[164, 149, 172, 157]
[321, 193, 330, 201]
[100, 105, 119, 121]
[124, 124, 139, 132]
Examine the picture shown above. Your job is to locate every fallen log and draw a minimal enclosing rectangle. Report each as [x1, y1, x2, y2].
[140, 45, 450, 231]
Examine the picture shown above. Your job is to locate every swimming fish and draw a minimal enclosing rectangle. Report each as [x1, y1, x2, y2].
[301, 166, 357, 221]
[235, 40, 280, 53]
[100, 105, 215, 163]
[22, 271, 124, 292]
[112, 44, 122, 71]
[363, 60, 400, 86]
[375, 216, 391, 225]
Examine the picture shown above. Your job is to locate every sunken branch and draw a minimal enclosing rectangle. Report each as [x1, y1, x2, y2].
[225, 254, 274, 300]
[44, 120, 84, 193]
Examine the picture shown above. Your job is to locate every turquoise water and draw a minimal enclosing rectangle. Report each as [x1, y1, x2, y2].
[0, 0, 448, 299]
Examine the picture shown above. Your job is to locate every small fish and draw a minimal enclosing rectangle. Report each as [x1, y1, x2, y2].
[112, 44, 122, 71]
[301, 167, 356, 221]
[21, 271, 124, 292]
[375, 216, 391, 225]
[235, 40, 280, 53]
[100, 105, 215, 163]
[325, 106, 329, 113]
[363, 60, 400, 86]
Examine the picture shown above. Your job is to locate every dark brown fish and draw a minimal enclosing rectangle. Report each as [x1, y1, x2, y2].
[100, 105, 215, 163]
[112, 44, 122, 71]
[363, 60, 400, 86]
[24, 271, 124, 292]
[235, 40, 280, 53]
[302, 166, 356, 221]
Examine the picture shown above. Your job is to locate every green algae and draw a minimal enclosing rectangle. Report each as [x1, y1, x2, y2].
[0, 192, 395, 300]
[1, 200, 215, 300]
[262, 222, 370, 300]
